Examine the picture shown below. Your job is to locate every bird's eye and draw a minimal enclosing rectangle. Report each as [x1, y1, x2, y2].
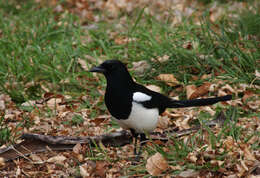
[108, 65, 116, 71]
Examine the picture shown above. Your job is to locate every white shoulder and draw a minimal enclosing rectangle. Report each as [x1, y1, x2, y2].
[133, 92, 152, 102]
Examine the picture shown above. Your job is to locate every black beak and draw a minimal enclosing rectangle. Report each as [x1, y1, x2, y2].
[89, 65, 106, 73]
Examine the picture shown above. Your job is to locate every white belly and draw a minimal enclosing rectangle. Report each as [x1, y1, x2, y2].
[113, 102, 159, 133]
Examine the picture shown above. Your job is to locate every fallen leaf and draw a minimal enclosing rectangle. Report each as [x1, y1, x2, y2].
[203, 106, 216, 116]
[236, 163, 246, 177]
[156, 74, 180, 87]
[90, 117, 107, 126]
[146, 85, 161, 93]
[47, 155, 67, 164]
[186, 85, 196, 99]
[242, 90, 255, 102]
[47, 98, 63, 109]
[241, 145, 256, 161]
[95, 161, 108, 177]
[132, 60, 151, 75]
[151, 55, 170, 63]
[210, 160, 224, 166]
[221, 84, 235, 94]
[0, 157, 5, 167]
[80, 161, 96, 178]
[30, 154, 43, 163]
[73, 143, 82, 154]
[54, 4, 63, 13]
[146, 152, 168, 176]
[201, 74, 211, 80]
[16, 166, 21, 177]
[0, 100, 5, 110]
[174, 116, 191, 129]
[187, 152, 198, 163]
[223, 136, 235, 150]
[21, 100, 36, 107]
[183, 41, 193, 49]
[157, 116, 170, 129]
[170, 165, 182, 170]
[114, 36, 136, 45]
[77, 154, 84, 162]
[178, 169, 199, 177]
[255, 70, 260, 79]
[189, 82, 211, 99]
[78, 58, 89, 71]
[247, 100, 260, 110]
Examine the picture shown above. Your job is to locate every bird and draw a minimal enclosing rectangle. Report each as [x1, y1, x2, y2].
[89, 59, 232, 157]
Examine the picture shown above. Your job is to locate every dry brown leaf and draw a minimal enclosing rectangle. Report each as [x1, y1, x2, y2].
[47, 155, 67, 164]
[73, 143, 82, 154]
[79, 164, 89, 178]
[210, 160, 224, 166]
[247, 136, 259, 145]
[132, 60, 151, 75]
[47, 98, 63, 109]
[183, 41, 193, 49]
[105, 0, 120, 17]
[242, 91, 255, 102]
[146, 85, 161, 93]
[0, 157, 5, 167]
[242, 145, 256, 161]
[236, 163, 247, 177]
[146, 152, 168, 176]
[77, 154, 84, 162]
[186, 85, 196, 99]
[16, 166, 21, 177]
[4, 113, 15, 120]
[114, 36, 136, 45]
[21, 100, 36, 107]
[178, 169, 199, 177]
[30, 154, 43, 163]
[156, 74, 180, 87]
[221, 84, 235, 94]
[174, 116, 191, 129]
[78, 58, 89, 71]
[157, 116, 170, 129]
[95, 161, 108, 177]
[0, 100, 5, 110]
[90, 116, 109, 126]
[210, 6, 225, 22]
[247, 100, 260, 110]
[170, 165, 182, 171]
[80, 161, 96, 178]
[114, 36, 125, 45]
[187, 152, 198, 163]
[255, 70, 260, 79]
[223, 136, 236, 150]
[189, 82, 211, 99]
[151, 55, 170, 63]
[201, 74, 211, 80]
[203, 106, 216, 116]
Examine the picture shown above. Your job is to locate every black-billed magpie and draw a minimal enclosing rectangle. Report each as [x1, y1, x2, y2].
[90, 59, 232, 155]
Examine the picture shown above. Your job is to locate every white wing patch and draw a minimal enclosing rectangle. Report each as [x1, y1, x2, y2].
[133, 92, 152, 102]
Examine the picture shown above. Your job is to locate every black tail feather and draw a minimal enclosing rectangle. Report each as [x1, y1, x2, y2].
[170, 95, 232, 108]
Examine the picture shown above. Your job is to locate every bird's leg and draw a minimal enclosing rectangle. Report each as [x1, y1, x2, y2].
[130, 129, 138, 155]
[134, 133, 147, 161]
[137, 133, 146, 155]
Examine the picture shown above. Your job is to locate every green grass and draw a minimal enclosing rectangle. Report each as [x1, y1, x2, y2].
[0, 117, 11, 145]
[0, 0, 259, 176]
[0, 1, 259, 102]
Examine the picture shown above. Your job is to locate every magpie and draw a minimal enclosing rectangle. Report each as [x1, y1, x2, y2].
[90, 59, 232, 156]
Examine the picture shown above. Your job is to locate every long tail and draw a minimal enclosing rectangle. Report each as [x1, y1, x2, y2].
[170, 95, 232, 108]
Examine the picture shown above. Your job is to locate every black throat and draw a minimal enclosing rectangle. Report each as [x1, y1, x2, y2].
[104, 70, 134, 120]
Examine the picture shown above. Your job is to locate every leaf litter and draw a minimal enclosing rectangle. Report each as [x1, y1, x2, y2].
[0, 0, 259, 177]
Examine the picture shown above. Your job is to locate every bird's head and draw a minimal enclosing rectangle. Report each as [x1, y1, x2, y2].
[89, 59, 129, 76]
